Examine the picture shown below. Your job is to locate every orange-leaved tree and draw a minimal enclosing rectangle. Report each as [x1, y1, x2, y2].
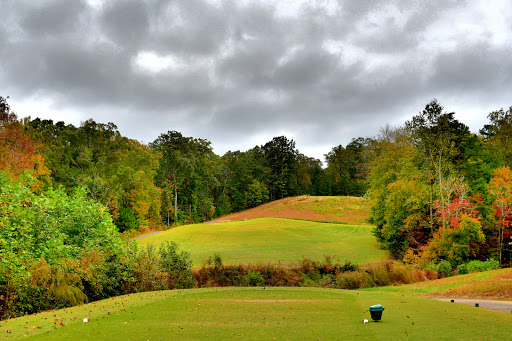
[417, 177, 484, 268]
[487, 166, 512, 265]
[0, 96, 51, 187]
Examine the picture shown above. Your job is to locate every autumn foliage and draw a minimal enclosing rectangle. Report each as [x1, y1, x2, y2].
[0, 98, 49, 181]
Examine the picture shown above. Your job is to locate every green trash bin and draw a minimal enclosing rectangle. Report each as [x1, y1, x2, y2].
[369, 304, 385, 321]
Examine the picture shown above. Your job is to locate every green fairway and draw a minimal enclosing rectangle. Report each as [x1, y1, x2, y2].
[2, 287, 511, 340]
[137, 218, 388, 267]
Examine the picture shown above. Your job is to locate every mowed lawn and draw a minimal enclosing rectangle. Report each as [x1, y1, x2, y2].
[137, 218, 388, 267]
[3, 287, 511, 340]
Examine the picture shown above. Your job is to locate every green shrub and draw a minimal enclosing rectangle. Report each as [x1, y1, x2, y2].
[425, 261, 452, 277]
[341, 261, 359, 272]
[466, 260, 485, 273]
[457, 263, 468, 275]
[241, 270, 265, 287]
[483, 258, 500, 271]
[437, 260, 453, 277]
[0, 173, 133, 319]
[159, 242, 196, 289]
[318, 274, 336, 288]
[462, 258, 500, 274]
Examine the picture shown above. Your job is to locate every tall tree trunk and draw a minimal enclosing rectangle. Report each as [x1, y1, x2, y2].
[437, 145, 446, 227]
[173, 169, 178, 219]
[429, 177, 434, 227]
[499, 202, 505, 266]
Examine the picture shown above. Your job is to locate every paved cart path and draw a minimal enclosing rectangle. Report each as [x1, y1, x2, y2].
[432, 298, 512, 313]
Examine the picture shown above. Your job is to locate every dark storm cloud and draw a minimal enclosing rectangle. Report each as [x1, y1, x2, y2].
[430, 43, 512, 93]
[1, 0, 510, 161]
[100, 0, 149, 50]
[273, 49, 341, 89]
[148, 0, 232, 55]
[20, 0, 86, 37]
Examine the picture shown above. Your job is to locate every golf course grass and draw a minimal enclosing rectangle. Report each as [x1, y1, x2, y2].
[2, 287, 511, 340]
[137, 217, 388, 267]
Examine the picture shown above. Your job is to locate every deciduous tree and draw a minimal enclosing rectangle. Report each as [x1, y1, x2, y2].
[487, 166, 512, 265]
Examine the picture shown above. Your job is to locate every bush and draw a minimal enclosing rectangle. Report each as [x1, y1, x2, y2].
[483, 258, 500, 271]
[241, 270, 265, 287]
[341, 261, 359, 272]
[457, 263, 468, 275]
[124, 244, 166, 293]
[437, 260, 453, 277]
[0, 173, 129, 319]
[336, 271, 371, 289]
[159, 242, 196, 289]
[300, 269, 322, 286]
[462, 258, 500, 274]
[364, 261, 392, 286]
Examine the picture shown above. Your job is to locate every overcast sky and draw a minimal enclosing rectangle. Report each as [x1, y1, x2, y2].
[1, 0, 511, 162]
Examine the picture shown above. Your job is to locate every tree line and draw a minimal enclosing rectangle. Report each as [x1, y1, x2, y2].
[1, 96, 368, 232]
[368, 100, 512, 268]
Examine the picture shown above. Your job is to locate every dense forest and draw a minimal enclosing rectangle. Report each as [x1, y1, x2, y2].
[2, 96, 512, 267]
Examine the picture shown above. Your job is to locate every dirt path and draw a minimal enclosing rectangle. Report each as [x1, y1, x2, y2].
[432, 298, 512, 313]
[202, 214, 243, 224]
[132, 215, 240, 241]
[131, 231, 165, 241]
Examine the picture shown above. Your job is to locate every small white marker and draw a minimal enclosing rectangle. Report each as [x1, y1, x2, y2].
[363, 319, 369, 324]
[83, 317, 90, 323]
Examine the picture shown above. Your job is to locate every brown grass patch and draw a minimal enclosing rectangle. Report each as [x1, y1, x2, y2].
[427, 269, 512, 300]
[219, 196, 371, 225]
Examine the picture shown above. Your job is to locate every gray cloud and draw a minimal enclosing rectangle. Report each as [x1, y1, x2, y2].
[1, 0, 510, 162]
[430, 43, 512, 93]
[101, 0, 149, 50]
[20, 0, 86, 37]
[148, 0, 232, 55]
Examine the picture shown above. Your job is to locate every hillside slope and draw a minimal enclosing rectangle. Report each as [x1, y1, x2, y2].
[364, 268, 512, 300]
[218, 195, 371, 225]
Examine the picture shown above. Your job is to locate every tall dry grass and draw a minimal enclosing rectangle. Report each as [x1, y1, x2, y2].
[194, 256, 438, 289]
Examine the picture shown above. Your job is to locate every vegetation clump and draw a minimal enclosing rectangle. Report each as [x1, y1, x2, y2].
[195, 256, 438, 290]
[0, 173, 194, 320]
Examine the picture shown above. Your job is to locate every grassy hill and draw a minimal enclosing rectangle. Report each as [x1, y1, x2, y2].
[3, 282, 512, 340]
[138, 217, 387, 267]
[219, 195, 371, 225]
[364, 268, 512, 299]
